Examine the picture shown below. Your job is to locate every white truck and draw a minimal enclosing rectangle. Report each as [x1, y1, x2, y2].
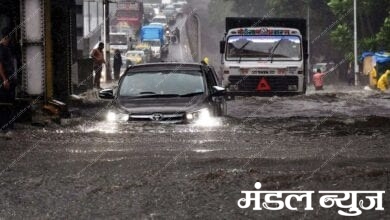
[109, 32, 129, 55]
[220, 17, 308, 96]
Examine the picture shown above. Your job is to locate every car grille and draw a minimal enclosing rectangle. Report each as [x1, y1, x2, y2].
[129, 113, 185, 122]
[229, 75, 299, 91]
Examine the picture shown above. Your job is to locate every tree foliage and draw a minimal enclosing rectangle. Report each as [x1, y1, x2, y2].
[327, 0, 390, 56]
[207, 0, 390, 60]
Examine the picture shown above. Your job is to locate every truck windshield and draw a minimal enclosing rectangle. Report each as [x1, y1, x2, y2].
[110, 35, 127, 45]
[116, 10, 139, 18]
[226, 35, 302, 61]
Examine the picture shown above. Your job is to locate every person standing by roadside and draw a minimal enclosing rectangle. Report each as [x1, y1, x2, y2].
[91, 42, 106, 89]
[0, 27, 16, 138]
[174, 27, 180, 43]
[313, 68, 326, 91]
[377, 70, 390, 92]
[368, 66, 378, 89]
[347, 63, 354, 86]
[113, 49, 122, 80]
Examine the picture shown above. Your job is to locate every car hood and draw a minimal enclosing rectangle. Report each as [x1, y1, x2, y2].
[117, 95, 208, 114]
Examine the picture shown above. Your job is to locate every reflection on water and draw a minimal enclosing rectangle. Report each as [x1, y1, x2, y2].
[193, 149, 217, 153]
[75, 119, 226, 134]
[81, 122, 119, 134]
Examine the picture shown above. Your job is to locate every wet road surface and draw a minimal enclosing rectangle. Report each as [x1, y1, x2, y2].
[1, 5, 389, 219]
[0, 88, 389, 219]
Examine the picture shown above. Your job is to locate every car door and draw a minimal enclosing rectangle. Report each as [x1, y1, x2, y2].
[204, 66, 226, 116]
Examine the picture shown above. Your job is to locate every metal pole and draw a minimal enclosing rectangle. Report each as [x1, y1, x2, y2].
[307, 3, 310, 84]
[96, 1, 99, 29]
[353, 0, 359, 86]
[104, 0, 112, 82]
[88, 1, 91, 33]
[45, 0, 53, 100]
[194, 14, 201, 62]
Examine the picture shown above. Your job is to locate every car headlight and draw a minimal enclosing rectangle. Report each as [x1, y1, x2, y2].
[186, 108, 211, 122]
[106, 111, 129, 122]
[186, 108, 221, 127]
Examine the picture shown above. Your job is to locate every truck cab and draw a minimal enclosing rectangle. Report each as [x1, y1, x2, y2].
[109, 32, 129, 55]
[220, 18, 308, 96]
[140, 24, 168, 61]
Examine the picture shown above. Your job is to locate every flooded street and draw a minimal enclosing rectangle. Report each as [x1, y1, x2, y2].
[1, 0, 390, 219]
[1, 88, 389, 219]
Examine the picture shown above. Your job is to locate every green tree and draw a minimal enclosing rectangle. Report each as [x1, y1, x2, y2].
[327, 0, 390, 55]
[376, 12, 390, 51]
[266, 0, 336, 61]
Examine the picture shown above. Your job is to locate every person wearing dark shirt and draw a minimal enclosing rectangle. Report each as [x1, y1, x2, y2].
[113, 49, 122, 80]
[174, 27, 180, 43]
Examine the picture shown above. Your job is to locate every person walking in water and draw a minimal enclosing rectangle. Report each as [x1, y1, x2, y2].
[91, 42, 106, 89]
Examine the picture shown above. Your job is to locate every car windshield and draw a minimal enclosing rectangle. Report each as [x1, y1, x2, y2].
[174, 3, 183, 8]
[163, 8, 175, 14]
[226, 35, 302, 61]
[126, 51, 144, 56]
[119, 71, 205, 97]
[152, 18, 167, 24]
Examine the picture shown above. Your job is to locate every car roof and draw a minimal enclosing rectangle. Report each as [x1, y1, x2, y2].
[126, 62, 206, 73]
[148, 22, 165, 26]
[153, 15, 167, 19]
[126, 50, 144, 53]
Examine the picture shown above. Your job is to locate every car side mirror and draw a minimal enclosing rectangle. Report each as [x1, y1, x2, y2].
[219, 41, 225, 54]
[99, 89, 115, 99]
[211, 86, 225, 96]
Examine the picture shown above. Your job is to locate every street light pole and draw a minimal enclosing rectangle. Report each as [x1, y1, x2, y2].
[353, 0, 359, 86]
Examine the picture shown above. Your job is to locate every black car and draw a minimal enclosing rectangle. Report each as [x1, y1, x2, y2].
[99, 63, 226, 124]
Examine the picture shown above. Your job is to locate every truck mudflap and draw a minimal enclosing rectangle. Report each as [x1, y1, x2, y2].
[224, 75, 304, 97]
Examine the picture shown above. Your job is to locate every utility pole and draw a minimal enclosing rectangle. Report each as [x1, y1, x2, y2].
[353, 0, 359, 86]
[104, 0, 112, 82]
[307, 1, 310, 84]
[193, 14, 201, 62]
